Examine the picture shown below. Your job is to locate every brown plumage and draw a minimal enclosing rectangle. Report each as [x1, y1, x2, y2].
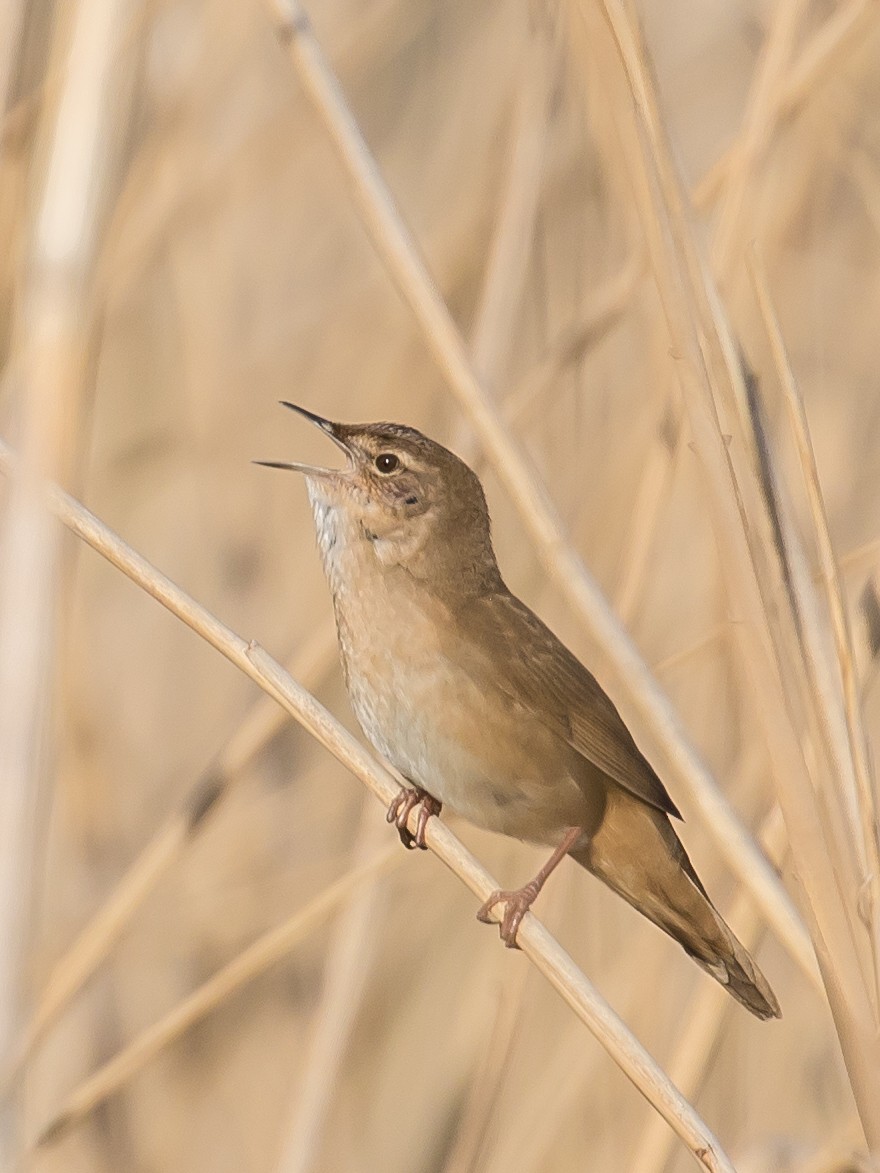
[259, 404, 781, 1020]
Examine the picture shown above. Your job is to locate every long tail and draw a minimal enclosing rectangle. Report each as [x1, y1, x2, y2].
[573, 790, 781, 1020]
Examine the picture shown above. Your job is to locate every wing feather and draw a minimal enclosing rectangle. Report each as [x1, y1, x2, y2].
[464, 592, 681, 819]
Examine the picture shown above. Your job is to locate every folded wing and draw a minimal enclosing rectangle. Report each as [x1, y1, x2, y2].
[464, 592, 681, 819]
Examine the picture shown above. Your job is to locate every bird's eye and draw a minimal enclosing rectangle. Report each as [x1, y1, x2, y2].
[374, 453, 400, 474]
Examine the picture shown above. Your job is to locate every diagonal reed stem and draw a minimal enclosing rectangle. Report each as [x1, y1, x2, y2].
[585, 0, 880, 1148]
[0, 441, 734, 1172]
[748, 248, 880, 1011]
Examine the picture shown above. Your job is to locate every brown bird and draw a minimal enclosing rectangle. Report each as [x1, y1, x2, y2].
[258, 403, 780, 1020]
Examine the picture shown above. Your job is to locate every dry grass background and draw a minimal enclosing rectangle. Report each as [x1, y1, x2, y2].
[1, 0, 880, 1170]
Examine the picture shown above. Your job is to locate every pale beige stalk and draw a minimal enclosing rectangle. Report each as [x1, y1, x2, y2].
[579, 0, 880, 1147]
[0, 443, 735, 1172]
[0, 0, 135, 1162]
[3, 623, 337, 1084]
[748, 250, 880, 964]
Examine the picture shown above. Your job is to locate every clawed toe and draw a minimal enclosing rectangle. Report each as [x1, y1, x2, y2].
[386, 787, 441, 850]
[387, 789, 418, 849]
[476, 887, 537, 948]
[476, 891, 501, 925]
[475, 830, 581, 948]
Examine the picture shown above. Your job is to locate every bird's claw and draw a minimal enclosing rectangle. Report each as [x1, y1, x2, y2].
[386, 786, 441, 850]
[476, 882, 541, 948]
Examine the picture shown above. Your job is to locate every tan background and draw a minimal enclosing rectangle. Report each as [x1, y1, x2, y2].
[2, 0, 879, 1170]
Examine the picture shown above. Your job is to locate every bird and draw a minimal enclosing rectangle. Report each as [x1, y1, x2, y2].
[257, 402, 781, 1020]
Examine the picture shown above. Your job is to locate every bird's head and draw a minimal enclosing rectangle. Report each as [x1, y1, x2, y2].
[257, 403, 502, 593]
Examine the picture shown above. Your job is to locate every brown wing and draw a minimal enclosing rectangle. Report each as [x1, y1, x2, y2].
[463, 591, 681, 819]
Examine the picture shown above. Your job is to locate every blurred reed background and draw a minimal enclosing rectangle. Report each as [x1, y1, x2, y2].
[1, 0, 880, 1170]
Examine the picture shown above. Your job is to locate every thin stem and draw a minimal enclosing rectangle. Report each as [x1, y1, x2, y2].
[749, 248, 880, 1012]
[275, 801, 387, 1173]
[693, 0, 876, 210]
[586, 0, 880, 1146]
[2, 624, 338, 1085]
[36, 843, 403, 1148]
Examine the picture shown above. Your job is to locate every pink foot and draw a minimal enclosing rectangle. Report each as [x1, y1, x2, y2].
[476, 880, 543, 948]
[386, 786, 442, 850]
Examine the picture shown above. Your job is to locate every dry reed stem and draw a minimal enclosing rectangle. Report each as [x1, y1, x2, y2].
[265, 0, 813, 992]
[439, 856, 583, 1173]
[693, 0, 877, 210]
[768, 472, 880, 1007]
[631, 805, 804, 1173]
[9, 822, 185, 1084]
[601, 0, 858, 982]
[742, 344, 876, 997]
[588, 0, 880, 1146]
[456, 420, 763, 1172]
[607, 0, 870, 1009]
[653, 540, 880, 682]
[829, 542, 880, 689]
[0, 0, 25, 122]
[614, 403, 680, 625]
[652, 625, 730, 680]
[748, 249, 880, 1007]
[456, 9, 555, 465]
[490, 1018, 598, 1173]
[846, 144, 880, 245]
[0, 460, 56, 1164]
[431, 40, 564, 1163]
[0, 0, 135, 1162]
[36, 841, 403, 1148]
[711, 8, 873, 905]
[709, 0, 806, 280]
[24, 231, 876, 1096]
[860, 580, 880, 696]
[749, 254, 879, 815]
[842, 539, 880, 577]
[491, 0, 880, 387]
[502, 0, 879, 452]
[0, 446, 737, 1172]
[3, 624, 338, 1085]
[275, 801, 387, 1173]
[796, 1119, 874, 1173]
[485, 882, 696, 1173]
[774, 0, 877, 126]
[469, 13, 554, 385]
[33, 33, 880, 1081]
[502, 252, 644, 428]
[438, 958, 532, 1173]
[507, 0, 875, 438]
[11, 2, 547, 1091]
[487, 794, 821, 1173]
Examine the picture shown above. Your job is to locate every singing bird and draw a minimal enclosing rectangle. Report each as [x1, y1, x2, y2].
[258, 403, 780, 1020]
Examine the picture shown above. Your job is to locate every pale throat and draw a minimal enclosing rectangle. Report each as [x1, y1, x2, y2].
[306, 480, 399, 593]
[306, 483, 357, 592]
[306, 478, 429, 589]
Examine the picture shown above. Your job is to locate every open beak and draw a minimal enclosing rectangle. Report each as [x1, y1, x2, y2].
[254, 402, 353, 477]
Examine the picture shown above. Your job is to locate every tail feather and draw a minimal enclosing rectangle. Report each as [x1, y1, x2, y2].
[574, 791, 781, 1021]
[682, 921, 781, 1021]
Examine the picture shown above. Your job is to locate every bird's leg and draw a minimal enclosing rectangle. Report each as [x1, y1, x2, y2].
[386, 784, 442, 850]
[477, 826, 583, 948]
